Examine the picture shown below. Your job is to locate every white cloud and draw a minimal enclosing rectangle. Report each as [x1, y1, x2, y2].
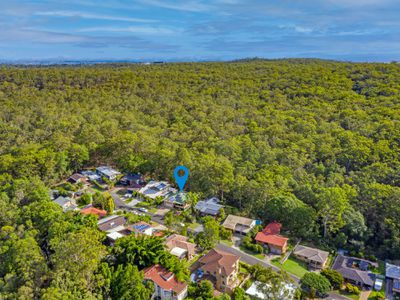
[78, 26, 179, 35]
[35, 10, 157, 23]
[139, 0, 212, 12]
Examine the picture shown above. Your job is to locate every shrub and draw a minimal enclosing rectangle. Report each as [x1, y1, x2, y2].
[321, 269, 344, 289]
[301, 273, 331, 297]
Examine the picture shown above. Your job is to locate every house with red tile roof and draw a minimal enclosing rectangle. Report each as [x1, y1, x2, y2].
[143, 264, 188, 300]
[255, 221, 288, 254]
[195, 249, 240, 294]
[80, 205, 107, 218]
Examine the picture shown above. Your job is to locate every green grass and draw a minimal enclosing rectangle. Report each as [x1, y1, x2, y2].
[368, 290, 385, 299]
[148, 207, 157, 214]
[239, 245, 265, 260]
[188, 222, 201, 229]
[271, 257, 309, 278]
[338, 290, 360, 300]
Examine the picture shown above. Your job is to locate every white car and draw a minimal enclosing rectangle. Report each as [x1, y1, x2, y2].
[374, 278, 383, 291]
[124, 193, 132, 198]
[138, 207, 148, 213]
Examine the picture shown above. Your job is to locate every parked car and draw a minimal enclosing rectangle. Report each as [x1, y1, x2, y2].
[138, 207, 148, 213]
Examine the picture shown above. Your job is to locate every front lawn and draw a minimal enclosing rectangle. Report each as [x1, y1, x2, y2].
[271, 257, 309, 278]
[239, 245, 265, 260]
[338, 290, 360, 300]
[368, 290, 385, 299]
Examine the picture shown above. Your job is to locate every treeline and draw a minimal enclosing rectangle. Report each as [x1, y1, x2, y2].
[0, 60, 399, 263]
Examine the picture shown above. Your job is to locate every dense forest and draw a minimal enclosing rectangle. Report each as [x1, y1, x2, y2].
[0, 59, 399, 298]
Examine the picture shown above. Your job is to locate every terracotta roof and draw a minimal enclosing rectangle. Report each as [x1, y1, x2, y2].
[262, 221, 282, 235]
[143, 264, 187, 294]
[198, 249, 239, 276]
[81, 206, 107, 218]
[165, 234, 196, 257]
[255, 232, 288, 247]
[293, 245, 329, 264]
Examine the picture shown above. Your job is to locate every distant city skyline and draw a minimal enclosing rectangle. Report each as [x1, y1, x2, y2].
[1, 0, 399, 62]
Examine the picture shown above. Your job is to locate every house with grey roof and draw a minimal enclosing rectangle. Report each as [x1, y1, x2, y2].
[386, 263, 400, 296]
[138, 180, 176, 200]
[293, 245, 329, 270]
[194, 197, 224, 217]
[332, 255, 375, 288]
[53, 196, 78, 212]
[96, 166, 121, 181]
[97, 215, 127, 232]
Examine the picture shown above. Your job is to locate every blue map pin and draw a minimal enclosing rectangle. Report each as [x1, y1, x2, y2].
[174, 165, 189, 191]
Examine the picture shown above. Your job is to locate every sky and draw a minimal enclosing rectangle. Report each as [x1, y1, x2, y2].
[0, 0, 399, 62]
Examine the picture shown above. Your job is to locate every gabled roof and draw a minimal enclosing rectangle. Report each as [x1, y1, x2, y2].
[195, 197, 224, 216]
[198, 249, 239, 276]
[332, 255, 374, 286]
[222, 215, 255, 233]
[386, 263, 400, 280]
[293, 245, 329, 264]
[255, 221, 288, 248]
[69, 173, 84, 182]
[143, 265, 187, 294]
[255, 232, 288, 247]
[97, 215, 126, 232]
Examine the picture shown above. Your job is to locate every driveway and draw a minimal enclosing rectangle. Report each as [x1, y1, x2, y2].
[216, 242, 300, 283]
[386, 278, 394, 300]
[326, 292, 353, 300]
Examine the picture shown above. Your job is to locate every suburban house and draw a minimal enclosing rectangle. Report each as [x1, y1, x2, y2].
[386, 263, 400, 296]
[195, 248, 240, 293]
[68, 173, 85, 184]
[143, 264, 188, 300]
[106, 231, 127, 244]
[53, 196, 78, 212]
[96, 166, 121, 181]
[119, 173, 145, 188]
[164, 234, 196, 260]
[80, 205, 107, 218]
[293, 245, 329, 270]
[164, 192, 190, 210]
[255, 221, 288, 254]
[222, 214, 257, 235]
[128, 221, 154, 236]
[97, 215, 127, 232]
[81, 170, 101, 182]
[49, 189, 59, 200]
[332, 255, 375, 288]
[138, 181, 176, 199]
[245, 281, 296, 300]
[194, 197, 224, 217]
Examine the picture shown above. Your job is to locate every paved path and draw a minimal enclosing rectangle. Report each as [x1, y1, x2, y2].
[359, 290, 371, 300]
[216, 242, 301, 283]
[326, 292, 353, 300]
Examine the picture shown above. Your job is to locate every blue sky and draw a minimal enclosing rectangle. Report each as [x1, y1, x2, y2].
[0, 0, 399, 62]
